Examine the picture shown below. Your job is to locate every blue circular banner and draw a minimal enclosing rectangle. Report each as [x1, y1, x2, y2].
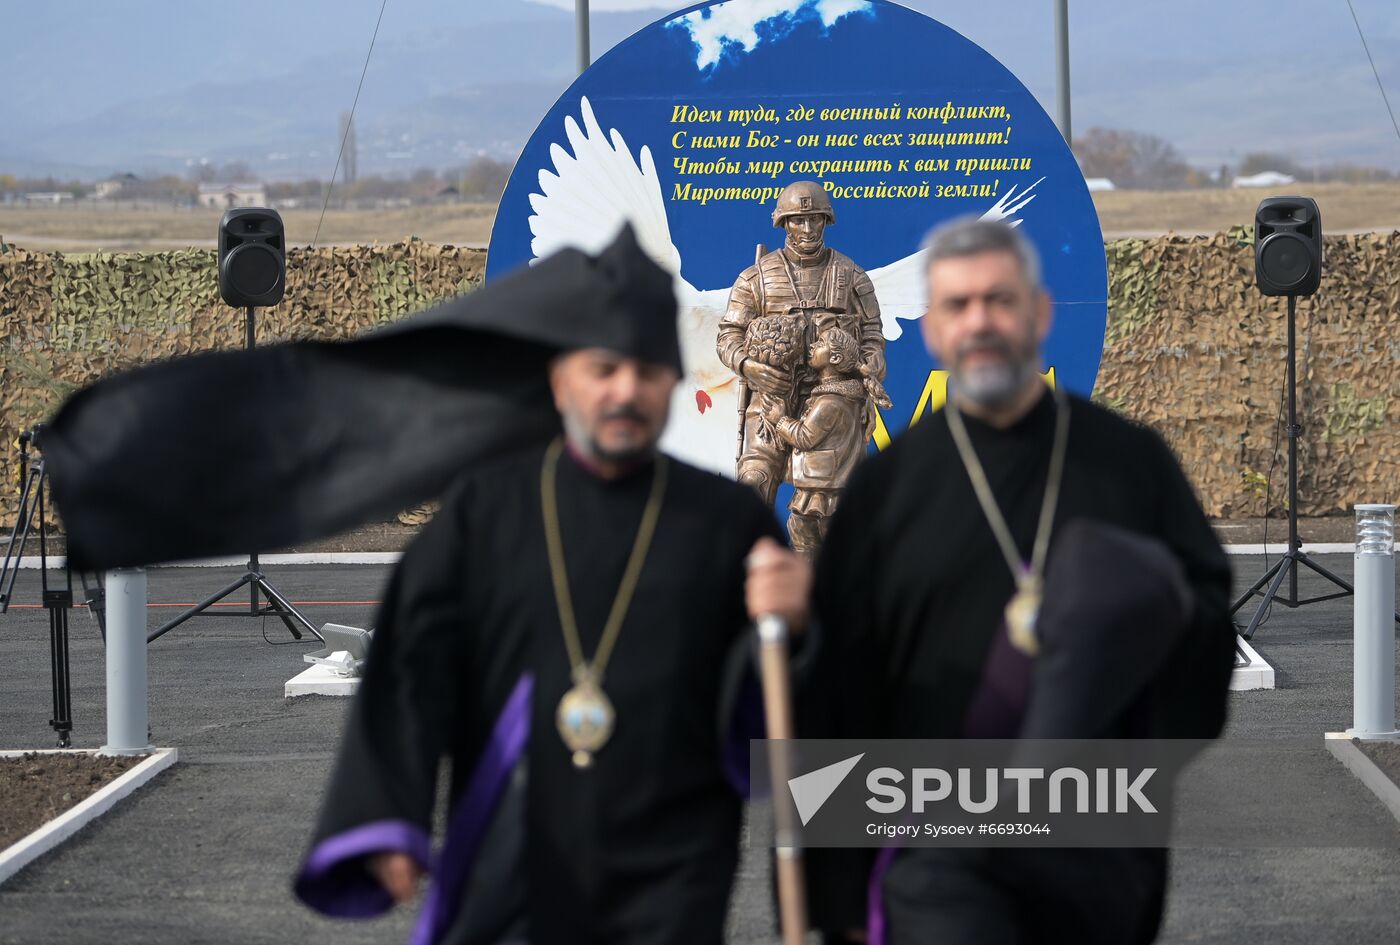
[488, 0, 1106, 478]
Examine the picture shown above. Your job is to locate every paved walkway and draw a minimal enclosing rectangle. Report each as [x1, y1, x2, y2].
[0, 557, 1397, 943]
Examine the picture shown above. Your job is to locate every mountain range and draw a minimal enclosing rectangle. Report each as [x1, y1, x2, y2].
[3, 0, 1398, 181]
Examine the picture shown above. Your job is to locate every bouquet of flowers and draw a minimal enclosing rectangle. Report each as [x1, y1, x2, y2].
[744, 315, 804, 443]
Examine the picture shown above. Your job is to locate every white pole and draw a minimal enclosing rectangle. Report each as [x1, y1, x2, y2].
[101, 568, 152, 755]
[1349, 504, 1398, 739]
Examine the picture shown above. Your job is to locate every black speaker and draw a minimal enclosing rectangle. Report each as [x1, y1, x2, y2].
[218, 208, 286, 308]
[1254, 196, 1322, 297]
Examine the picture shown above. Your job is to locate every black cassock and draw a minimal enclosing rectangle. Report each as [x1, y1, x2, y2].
[803, 390, 1235, 945]
[294, 445, 782, 945]
[40, 225, 680, 573]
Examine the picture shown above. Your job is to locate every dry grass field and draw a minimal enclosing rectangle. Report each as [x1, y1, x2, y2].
[1092, 181, 1400, 237]
[4, 181, 1400, 252]
[0, 201, 497, 253]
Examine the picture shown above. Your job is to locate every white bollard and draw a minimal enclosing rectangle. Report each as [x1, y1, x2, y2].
[1349, 505, 1399, 740]
[101, 568, 152, 755]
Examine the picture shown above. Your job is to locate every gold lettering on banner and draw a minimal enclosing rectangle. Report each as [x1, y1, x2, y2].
[662, 98, 1027, 206]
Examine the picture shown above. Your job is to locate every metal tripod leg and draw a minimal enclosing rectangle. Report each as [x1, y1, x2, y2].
[1296, 552, 1353, 593]
[1231, 554, 1286, 616]
[148, 566, 323, 643]
[148, 571, 257, 642]
[46, 588, 73, 748]
[1237, 556, 1292, 641]
[252, 572, 321, 641]
[0, 459, 41, 612]
[1296, 552, 1400, 622]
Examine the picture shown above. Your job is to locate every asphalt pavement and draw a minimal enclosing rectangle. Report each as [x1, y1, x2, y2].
[0, 556, 1397, 944]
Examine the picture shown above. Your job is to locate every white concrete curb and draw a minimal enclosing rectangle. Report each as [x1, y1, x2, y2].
[1324, 734, 1400, 824]
[1231, 635, 1276, 691]
[0, 747, 178, 885]
[6, 544, 1394, 569]
[285, 664, 362, 698]
[8, 552, 403, 569]
[1223, 543, 1383, 556]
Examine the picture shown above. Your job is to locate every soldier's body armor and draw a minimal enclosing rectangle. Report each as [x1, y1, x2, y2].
[750, 247, 865, 343]
[717, 248, 882, 380]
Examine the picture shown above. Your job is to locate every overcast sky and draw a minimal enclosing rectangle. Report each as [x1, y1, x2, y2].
[3, 0, 1398, 177]
[528, 0, 1400, 170]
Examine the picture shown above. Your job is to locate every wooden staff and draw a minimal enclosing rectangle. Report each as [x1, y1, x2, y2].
[756, 613, 808, 945]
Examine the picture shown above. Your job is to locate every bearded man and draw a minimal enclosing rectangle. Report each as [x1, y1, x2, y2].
[800, 216, 1234, 945]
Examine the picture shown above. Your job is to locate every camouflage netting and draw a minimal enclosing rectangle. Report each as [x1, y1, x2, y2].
[0, 239, 483, 528]
[1095, 230, 1400, 517]
[2, 232, 1397, 527]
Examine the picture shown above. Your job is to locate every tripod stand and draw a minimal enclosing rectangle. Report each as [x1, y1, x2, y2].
[0, 429, 105, 746]
[1231, 294, 1398, 639]
[148, 306, 323, 645]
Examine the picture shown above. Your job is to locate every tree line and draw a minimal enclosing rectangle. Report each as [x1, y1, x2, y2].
[5, 136, 1397, 200]
[0, 156, 514, 205]
[1073, 128, 1398, 189]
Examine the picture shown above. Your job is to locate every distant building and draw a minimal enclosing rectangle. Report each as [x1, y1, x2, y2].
[1233, 171, 1296, 189]
[94, 173, 140, 199]
[23, 192, 72, 204]
[1084, 177, 1116, 192]
[198, 182, 268, 209]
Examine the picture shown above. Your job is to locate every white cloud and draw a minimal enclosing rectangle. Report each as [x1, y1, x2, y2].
[811, 0, 870, 25]
[669, 0, 874, 70]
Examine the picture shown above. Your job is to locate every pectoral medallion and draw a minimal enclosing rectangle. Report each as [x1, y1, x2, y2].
[1005, 576, 1042, 657]
[556, 669, 615, 768]
[541, 439, 667, 770]
[944, 389, 1070, 664]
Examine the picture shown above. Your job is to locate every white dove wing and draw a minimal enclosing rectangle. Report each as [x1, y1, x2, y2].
[528, 96, 682, 276]
[867, 250, 928, 342]
[527, 96, 736, 475]
[867, 176, 1046, 341]
[660, 282, 737, 477]
[676, 284, 733, 390]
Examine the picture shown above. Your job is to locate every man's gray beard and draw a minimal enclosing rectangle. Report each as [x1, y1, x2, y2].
[562, 410, 658, 465]
[952, 359, 1038, 408]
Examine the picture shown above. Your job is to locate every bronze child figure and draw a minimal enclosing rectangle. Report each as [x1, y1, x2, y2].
[765, 326, 890, 557]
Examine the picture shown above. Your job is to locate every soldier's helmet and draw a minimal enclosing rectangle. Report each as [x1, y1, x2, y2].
[771, 181, 836, 228]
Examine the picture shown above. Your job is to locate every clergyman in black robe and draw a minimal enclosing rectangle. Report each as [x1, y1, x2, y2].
[39, 228, 814, 944]
[293, 423, 787, 945]
[801, 218, 1234, 945]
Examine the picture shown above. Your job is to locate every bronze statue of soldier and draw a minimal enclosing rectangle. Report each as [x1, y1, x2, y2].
[716, 181, 888, 530]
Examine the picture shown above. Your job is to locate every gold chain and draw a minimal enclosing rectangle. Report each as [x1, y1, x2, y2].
[943, 384, 1070, 585]
[541, 437, 668, 683]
